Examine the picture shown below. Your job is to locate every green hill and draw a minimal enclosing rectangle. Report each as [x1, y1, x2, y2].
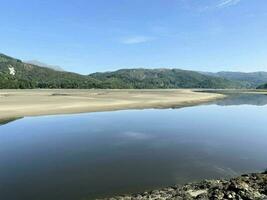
[89, 68, 241, 89]
[204, 71, 267, 88]
[0, 53, 100, 89]
[0, 53, 262, 89]
[257, 83, 267, 89]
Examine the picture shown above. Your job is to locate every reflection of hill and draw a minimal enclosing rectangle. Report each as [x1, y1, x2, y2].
[0, 117, 22, 126]
[215, 94, 267, 106]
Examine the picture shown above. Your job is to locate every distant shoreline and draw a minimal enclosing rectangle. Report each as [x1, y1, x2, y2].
[0, 89, 226, 120]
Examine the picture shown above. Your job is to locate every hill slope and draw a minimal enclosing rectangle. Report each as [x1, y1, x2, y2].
[0, 53, 100, 89]
[25, 60, 64, 71]
[0, 53, 257, 89]
[204, 71, 267, 88]
[257, 83, 267, 89]
[89, 68, 241, 89]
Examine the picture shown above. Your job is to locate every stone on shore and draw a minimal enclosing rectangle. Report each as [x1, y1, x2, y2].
[99, 172, 267, 200]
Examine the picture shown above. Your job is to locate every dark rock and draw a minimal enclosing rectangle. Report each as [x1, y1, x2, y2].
[99, 172, 267, 200]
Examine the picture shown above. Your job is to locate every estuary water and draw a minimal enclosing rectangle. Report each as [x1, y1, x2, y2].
[0, 94, 267, 200]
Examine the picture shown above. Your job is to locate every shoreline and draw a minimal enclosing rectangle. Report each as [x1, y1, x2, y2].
[0, 89, 226, 120]
[99, 171, 267, 200]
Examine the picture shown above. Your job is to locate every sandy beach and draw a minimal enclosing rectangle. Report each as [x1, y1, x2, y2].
[0, 89, 225, 120]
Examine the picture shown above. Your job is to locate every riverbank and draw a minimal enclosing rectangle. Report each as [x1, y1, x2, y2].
[0, 89, 225, 120]
[100, 171, 267, 200]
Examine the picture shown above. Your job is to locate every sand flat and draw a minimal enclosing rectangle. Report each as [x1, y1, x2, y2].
[0, 89, 225, 120]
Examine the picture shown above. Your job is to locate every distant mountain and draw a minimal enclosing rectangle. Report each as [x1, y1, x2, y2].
[89, 68, 242, 89]
[203, 71, 267, 88]
[25, 60, 64, 71]
[0, 53, 265, 89]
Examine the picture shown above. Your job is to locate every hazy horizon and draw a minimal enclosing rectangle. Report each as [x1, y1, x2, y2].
[0, 0, 266, 74]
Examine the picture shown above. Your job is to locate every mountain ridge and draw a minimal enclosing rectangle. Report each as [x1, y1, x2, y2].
[0, 53, 266, 89]
[89, 68, 241, 89]
[202, 71, 267, 88]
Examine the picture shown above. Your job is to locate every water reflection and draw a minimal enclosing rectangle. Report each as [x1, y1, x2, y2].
[0, 94, 267, 200]
[0, 117, 22, 126]
[215, 94, 267, 106]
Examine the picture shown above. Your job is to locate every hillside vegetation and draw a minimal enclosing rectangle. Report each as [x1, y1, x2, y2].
[0, 53, 100, 89]
[204, 71, 267, 88]
[0, 53, 265, 89]
[257, 83, 267, 89]
[89, 68, 241, 89]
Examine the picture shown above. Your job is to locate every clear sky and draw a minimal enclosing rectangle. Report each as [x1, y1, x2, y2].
[0, 0, 267, 74]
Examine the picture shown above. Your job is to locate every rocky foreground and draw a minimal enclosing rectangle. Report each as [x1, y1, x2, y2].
[101, 171, 267, 200]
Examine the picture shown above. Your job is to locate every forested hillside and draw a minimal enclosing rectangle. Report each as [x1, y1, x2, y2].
[89, 68, 242, 89]
[0, 54, 99, 89]
[257, 83, 267, 89]
[1, 53, 265, 89]
[204, 71, 267, 88]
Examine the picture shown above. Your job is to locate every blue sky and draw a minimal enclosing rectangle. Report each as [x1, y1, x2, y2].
[0, 0, 267, 74]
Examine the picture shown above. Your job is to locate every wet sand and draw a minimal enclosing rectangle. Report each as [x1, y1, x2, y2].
[0, 89, 225, 120]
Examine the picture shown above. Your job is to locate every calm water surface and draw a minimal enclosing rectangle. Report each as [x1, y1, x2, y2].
[0, 94, 267, 200]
